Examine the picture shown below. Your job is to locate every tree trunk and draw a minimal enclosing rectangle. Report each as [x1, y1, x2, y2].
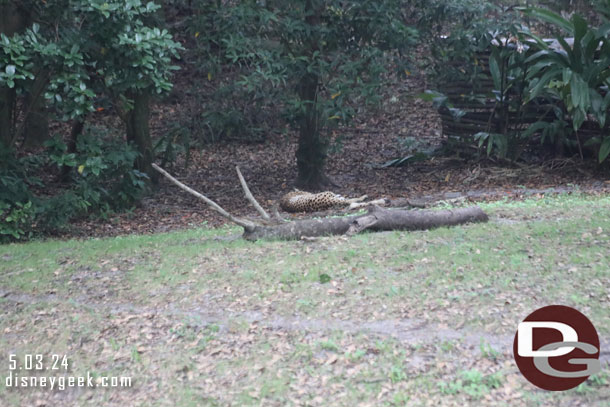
[0, 1, 27, 147]
[0, 87, 15, 147]
[243, 205, 489, 241]
[59, 119, 85, 182]
[295, 72, 331, 189]
[126, 90, 157, 183]
[23, 73, 49, 148]
[295, 0, 330, 190]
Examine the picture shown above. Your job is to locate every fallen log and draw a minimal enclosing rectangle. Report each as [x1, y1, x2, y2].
[152, 164, 489, 241]
[243, 205, 488, 240]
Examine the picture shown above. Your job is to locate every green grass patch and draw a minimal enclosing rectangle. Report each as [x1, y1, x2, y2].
[0, 193, 608, 406]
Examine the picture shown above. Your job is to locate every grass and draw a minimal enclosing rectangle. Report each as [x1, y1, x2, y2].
[0, 193, 609, 406]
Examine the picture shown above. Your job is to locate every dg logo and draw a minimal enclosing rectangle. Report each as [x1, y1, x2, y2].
[513, 305, 602, 391]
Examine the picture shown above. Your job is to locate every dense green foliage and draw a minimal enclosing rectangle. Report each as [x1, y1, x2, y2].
[0, 133, 147, 242]
[0, 0, 181, 127]
[187, 0, 417, 187]
[523, 8, 610, 162]
[421, 0, 610, 161]
[0, 0, 180, 241]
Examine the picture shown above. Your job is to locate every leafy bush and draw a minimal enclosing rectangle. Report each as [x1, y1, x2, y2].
[415, 0, 497, 37]
[0, 201, 35, 242]
[420, 3, 536, 159]
[0, 144, 38, 242]
[194, 81, 271, 144]
[46, 129, 149, 213]
[422, 2, 610, 162]
[522, 8, 610, 162]
[0, 129, 148, 242]
[0, 0, 182, 180]
[183, 2, 289, 144]
[596, 0, 610, 19]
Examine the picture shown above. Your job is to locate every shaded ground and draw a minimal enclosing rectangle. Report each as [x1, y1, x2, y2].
[64, 71, 610, 238]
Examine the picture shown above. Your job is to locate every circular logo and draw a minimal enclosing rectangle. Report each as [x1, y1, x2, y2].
[513, 305, 601, 391]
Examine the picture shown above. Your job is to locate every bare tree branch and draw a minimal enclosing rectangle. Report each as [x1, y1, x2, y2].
[272, 202, 287, 223]
[152, 163, 257, 231]
[348, 198, 388, 211]
[153, 164, 489, 241]
[235, 166, 271, 221]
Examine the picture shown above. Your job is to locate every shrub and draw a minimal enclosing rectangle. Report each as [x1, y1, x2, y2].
[420, 3, 536, 159]
[154, 120, 193, 169]
[46, 129, 149, 213]
[0, 129, 148, 242]
[522, 8, 610, 162]
[421, 2, 610, 162]
[0, 200, 35, 242]
[0, 143, 38, 242]
[0, 0, 182, 179]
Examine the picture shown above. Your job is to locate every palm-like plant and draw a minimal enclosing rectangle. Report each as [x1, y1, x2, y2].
[523, 8, 610, 162]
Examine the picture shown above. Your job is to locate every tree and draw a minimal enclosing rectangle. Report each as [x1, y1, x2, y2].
[0, 0, 29, 146]
[80, 1, 183, 180]
[194, 0, 417, 189]
[0, 0, 182, 180]
[0, 0, 182, 239]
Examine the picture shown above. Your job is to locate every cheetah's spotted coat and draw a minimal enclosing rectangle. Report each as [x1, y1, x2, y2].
[279, 190, 367, 213]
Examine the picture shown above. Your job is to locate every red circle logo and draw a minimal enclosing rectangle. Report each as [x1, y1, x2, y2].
[513, 305, 601, 391]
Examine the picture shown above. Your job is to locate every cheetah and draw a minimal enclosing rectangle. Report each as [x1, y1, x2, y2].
[279, 190, 367, 213]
